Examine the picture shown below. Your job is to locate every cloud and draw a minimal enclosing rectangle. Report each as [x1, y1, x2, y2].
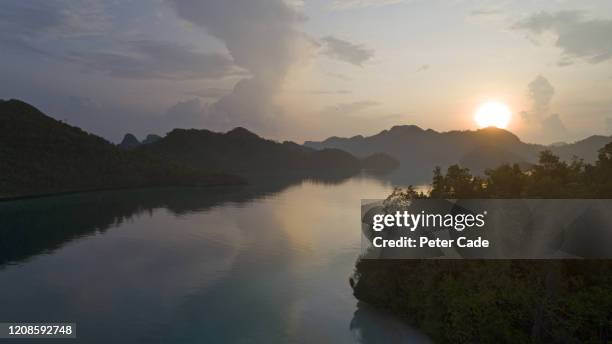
[164, 98, 208, 129]
[522, 75, 555, 123]
[326, 72, 352, 81]
[470, 9, 501, 17]
[185, 87, 232, 99]
[513, 10, 612, 65]
[0, 0, 109, 39]
[330, 0, 405, 11]
[321, 100, 380, 117]
[307, 90, 352, 95]
[0, 2, 240, 81]
[541, 114, 568, 142]
[520, 76, 571, 143]
[166, 0, 313, 134]
[0, 1, 110, 59]
[69, 40, 240, 80]
[416, 64, 430, 72]
[321, 36, 374, 66]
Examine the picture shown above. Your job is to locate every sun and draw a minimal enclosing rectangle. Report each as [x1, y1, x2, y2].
[474, 101, 512, 129]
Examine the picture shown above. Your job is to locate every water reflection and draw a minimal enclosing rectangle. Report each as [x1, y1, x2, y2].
[0, 173, 354, 267]
[0, 173, 429, 343]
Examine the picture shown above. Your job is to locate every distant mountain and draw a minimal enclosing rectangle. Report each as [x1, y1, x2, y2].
[138, 127, 397, 175]
[142, 134, 162, 145]
[361, 153, 401, 172]
[305, 125, 612, 176]
[118, 133, 162, 149]
[550, 135, 612, 163]
[459, 146, 532, 174]
[118, 133, 140, 150]
[0, 99, 243, 198]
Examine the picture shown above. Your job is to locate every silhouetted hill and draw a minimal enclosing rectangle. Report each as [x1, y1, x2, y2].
[361, 153, 401, 172]
[118, 133, 140, 150]
[142, 134, 162, 145]
[0, 99, 243, 198]
[459, 146, 532, 174]
[550, 135, 612, 163]
[118, 133, 162, 149]
[138, 127, 390, 175]
[306, 125, 611, 175]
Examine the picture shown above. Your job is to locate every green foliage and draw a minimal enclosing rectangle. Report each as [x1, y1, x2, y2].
[354, 260, 612, 343]
[0, 99, 243, 198]
[137, 127, 364, 174]
[354, 145, 612, 343]
[426, 147, 612, 199]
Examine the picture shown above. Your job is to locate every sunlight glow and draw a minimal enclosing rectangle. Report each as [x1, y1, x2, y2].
[474, 101, 512, 129]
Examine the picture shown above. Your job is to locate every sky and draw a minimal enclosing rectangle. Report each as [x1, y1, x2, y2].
[1, 0, 611, 144]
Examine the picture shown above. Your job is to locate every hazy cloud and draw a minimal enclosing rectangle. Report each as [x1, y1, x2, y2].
[522, 75, 555, 123]
[330, 0, 405, 11]
[321, 100, 380, 116]
[164, 98, 208, 129]
[0, 2, 239, 81]
[166, 0, 313, 133]
[0, 1, 110, 59]
[185, 87, 232, 99]
[326, 72, 352, 81]
[541, 114, 568, 142]
[321, 36, 374, 66]
[307, 90, 352, 95]
[520, 75, 570, 143]
[513, 10, 612, 65]
[470, 9, 501, 17]
[70, 40, 239, 80]
[416, 64, 430, 72]
[0, 0, 109, 39]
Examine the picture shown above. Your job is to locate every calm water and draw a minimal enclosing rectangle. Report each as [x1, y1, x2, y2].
[0, 175, 431, 343]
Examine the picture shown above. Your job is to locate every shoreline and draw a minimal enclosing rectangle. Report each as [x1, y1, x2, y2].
[0, 180, 247, 203]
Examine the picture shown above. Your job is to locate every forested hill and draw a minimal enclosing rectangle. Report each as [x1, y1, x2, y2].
[0, 99, 243, 198]
[136, 127, 399, 174]
[305, 125, 612, 174]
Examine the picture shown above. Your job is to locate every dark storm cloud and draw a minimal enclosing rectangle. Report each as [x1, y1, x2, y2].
[513, 10, 612, 65]
[321, 36, 374, 66]
[69, 40, 241, 80]
[165, 0, 313, 133]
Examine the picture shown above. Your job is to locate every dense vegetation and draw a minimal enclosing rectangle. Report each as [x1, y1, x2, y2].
[353, 145, 612, 343]
[0, 99, 243, 198]
[0, 99, 398, 198]
[427, 144, 612, 199]
[137, 127, 399, 175]
[307, 124, 612, 175]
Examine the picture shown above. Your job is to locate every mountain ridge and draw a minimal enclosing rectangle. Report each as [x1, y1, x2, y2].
[0, 99, 243, 198]
[137, 127, 399, 175]
[305, 125, 612, 175]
